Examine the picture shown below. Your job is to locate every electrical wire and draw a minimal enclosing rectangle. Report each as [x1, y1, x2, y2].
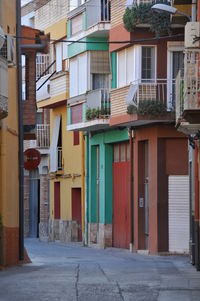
[15, 33, 184, 44]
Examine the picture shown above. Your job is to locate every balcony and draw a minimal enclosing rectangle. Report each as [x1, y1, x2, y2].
[0, 55, 8, 119]
[110, 79, 175, 127]
[36, 124, 50, 149]
[123, 0, 191, 37]
[68, 0, 110, 40]
[175, 52, 200, 134]
[67, 88, 110, 131]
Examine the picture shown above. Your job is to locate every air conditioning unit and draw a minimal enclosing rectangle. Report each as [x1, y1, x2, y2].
[7, 35, 15, 65]
[185, 22, 200, 49]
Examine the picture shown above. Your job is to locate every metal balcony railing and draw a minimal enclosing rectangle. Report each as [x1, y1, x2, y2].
[127, 78, 176, 110]
[36, 54, 50, 80]
[86, 88, 111, 119]
[101, 0, 110, 21]
[57, 146, 62, 170]
[36, 124, 50, 148]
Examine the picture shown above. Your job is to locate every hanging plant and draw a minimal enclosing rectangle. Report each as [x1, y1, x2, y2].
[127, 100, 167, 116]
[123, 2, 171, 38]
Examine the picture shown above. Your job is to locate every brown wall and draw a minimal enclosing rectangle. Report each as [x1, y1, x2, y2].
[133, 125, 188, 254]
[23, 52, 36, 129]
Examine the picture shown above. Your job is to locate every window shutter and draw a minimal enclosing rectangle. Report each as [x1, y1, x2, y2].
[70, 58, 78, 97]
[56, 43, 62, 72]
[118, 50, 126, 87]
[90, 51, 110, 74]
[50, 116, 61, 172]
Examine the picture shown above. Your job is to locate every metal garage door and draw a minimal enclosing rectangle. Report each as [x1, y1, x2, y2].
[168, 175, 189, 253]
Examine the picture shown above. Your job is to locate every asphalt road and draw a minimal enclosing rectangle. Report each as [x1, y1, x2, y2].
[0, 239, 200, 301]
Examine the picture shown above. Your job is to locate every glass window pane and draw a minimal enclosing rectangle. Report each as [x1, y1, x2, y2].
[121, 144, 126, 162]
[127, 143, 130, 161]
[114, 145, 119, 162]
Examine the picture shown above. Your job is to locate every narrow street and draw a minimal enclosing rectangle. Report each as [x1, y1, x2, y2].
[0, 239, 200, 301]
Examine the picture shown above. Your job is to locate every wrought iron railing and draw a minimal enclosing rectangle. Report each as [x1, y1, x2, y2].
[57, 146, 62, 170]
[36, 54, 50, 80]
[127, 78, 176, 110]
[36, 124, 50, 148]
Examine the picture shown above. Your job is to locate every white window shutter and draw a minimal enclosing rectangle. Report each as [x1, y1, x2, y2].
[70, 58, 78, 97]
[117, 50, 126, 87]
[62, 41, 68, 60]
[126, 47, 134, 84]
[50, 116, 61, 173]
[56, 43, 62, 72]
[78, 53, 87, 95]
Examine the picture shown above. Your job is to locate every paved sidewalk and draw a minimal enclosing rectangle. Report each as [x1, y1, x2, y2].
[0, 239, 200, 301]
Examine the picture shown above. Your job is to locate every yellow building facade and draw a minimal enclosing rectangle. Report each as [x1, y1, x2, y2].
[0, 0, 20, 266]
[36, 0, 84, 243]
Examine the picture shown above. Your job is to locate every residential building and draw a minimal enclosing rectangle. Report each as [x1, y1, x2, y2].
[108, 0, 192, 254]
[0, 0, 20, 266]
[66, 0, 128, 248]
[176, 0, 200, 270]
[21, 1, 51, 242]
[68, 0, 192, 252]
[35, 0, 84, 243]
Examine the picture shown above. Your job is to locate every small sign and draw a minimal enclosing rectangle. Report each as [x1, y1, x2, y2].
[139, 198, 144, 208]
[24, 148, 41, 170]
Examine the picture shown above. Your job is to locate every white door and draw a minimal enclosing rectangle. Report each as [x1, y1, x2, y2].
[168, 175, 189, 253]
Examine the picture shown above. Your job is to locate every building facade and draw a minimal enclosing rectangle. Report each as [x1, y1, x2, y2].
[0, 0, 20, 266]
[176, 0, 200, 270]
[35, 0, 84, 243]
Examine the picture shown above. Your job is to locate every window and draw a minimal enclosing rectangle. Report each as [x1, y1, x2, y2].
[117, 47, 134, 88]
[113, 143, 130, 163]
[92, 74, 109, 90]
[71, 13, 83, 35]
[69, 53, 87, 97]
[73, 131, 80, 145]
[71, 104, 83, 124]
[55, 42, 63, 73]
[141, 46, 155, 82]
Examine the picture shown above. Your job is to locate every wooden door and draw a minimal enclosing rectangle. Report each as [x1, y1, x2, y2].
[113, 143, 130, 249]
[72, 188, 82, 241]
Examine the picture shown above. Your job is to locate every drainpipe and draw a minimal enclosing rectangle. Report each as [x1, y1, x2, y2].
[16, 0, 24, 261]
[21, 39, 47, 51]
[81, 132, 85, 244]
[84, 133, 89, 245]
[129, 128, 134, 252]
[195, 140, 200, 270]
[192, 0, 197, 22]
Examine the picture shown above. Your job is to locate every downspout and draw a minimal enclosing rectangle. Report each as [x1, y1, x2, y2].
[129, 128, 134, 252]
[195, 140, 200, 270]
[84, 133, 89, 245]
[16, 0, 24, 261]
[81, 132, 85, 244]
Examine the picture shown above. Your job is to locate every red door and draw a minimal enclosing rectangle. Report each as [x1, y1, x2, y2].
[72, 188, 82, 241]
[54, 182, 60, 219]
[113, 143, 130, 249]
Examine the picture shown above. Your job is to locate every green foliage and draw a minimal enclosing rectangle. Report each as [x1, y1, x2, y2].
[127, 100, 167, 116]
[123, 2, 171, 37]
[86, 106, 110, 121]
[127, 104, 137, 114]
